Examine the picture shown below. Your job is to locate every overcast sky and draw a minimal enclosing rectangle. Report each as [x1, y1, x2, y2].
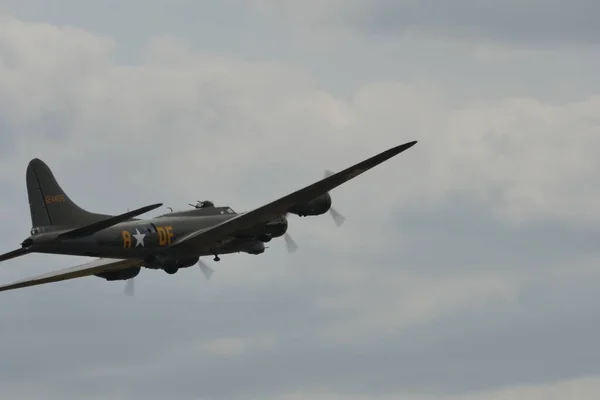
[1, 1, 600, 399]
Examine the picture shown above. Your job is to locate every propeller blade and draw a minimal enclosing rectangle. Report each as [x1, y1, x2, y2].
[283, 233, 299, 253]
[124, 278, 135, 296]
[329, 207, 346, 227]
[323, 170, 346, 226]
[198, 259, 214, 280]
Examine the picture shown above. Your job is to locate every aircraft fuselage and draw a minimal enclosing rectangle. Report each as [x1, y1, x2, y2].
[23, 207, 288, 266]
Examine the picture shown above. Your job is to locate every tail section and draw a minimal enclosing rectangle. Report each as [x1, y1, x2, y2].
[26, 158, 113, 228]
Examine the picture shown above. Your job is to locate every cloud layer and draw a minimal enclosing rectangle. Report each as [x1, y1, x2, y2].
[257, 0, 600, 45]
[1, 3, 600, 399]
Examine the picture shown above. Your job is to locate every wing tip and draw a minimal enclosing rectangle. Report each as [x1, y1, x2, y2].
[386, 140, 418, 157]
[401, 140, 418, 150]
[0, 247, 30, 263]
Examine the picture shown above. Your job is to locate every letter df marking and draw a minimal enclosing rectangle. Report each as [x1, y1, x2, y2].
[157, 226, 174, 246]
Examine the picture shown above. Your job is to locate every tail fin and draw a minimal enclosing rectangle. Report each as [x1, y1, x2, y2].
[26, 158, 113, 228]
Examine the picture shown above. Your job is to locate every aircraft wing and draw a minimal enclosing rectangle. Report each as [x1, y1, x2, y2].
[170, 140, 417, 250]
[0, 257, 144, 293]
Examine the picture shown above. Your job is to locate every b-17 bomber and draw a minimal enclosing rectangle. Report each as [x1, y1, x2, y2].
[0, 141, 417, 294]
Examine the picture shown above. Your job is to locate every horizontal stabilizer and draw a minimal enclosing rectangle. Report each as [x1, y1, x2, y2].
[58, 203, 163, 239]
[0, 247, 31, 263]
[0, 257, 144, 293]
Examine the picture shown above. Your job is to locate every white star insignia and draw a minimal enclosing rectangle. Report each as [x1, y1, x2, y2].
[133, 228, 146, 247]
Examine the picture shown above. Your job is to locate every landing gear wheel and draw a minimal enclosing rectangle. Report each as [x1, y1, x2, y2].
[213, 255, 220, 262]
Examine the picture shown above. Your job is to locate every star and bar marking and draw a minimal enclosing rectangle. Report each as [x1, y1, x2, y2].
[122, 226, 174, 249]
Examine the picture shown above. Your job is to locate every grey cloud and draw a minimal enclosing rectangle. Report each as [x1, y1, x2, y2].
[389, 198, 600, 272]
[360, 1, 600, 44]
[282, 0, 600, 45]
[2, 9, 600, 400]
[3, 0, 298, 64]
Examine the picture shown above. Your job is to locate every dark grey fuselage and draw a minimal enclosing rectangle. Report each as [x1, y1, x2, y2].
[25, 206, 287, 263]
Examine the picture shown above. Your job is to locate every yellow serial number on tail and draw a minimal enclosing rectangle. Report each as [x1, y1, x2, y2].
[45, 194, 66, 204]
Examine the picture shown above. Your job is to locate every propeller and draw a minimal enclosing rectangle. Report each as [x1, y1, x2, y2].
[278, 169, 346, 254]
[124, 258, 214, 295]
[124, 278, 135, 296]
[198, 258, 215, 279]
[323, 170, 347, 227]
[283, 233, 298, 253]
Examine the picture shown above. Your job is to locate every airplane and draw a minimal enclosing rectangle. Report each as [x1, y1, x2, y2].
[0, 140, 417, 294]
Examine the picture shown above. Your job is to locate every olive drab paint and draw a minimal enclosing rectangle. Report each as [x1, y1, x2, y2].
[0, 141, 418, 293]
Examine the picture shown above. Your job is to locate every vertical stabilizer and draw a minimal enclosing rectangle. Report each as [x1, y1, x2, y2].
[26, 159, 112, 228]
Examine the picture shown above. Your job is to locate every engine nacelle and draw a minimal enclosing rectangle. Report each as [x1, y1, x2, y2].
[286, 192, 332, 217]
[95, 267, 141, 281]
[244, 240, 266, 255]
[259, 215, 288, 242]
[144, 255, 199, 270]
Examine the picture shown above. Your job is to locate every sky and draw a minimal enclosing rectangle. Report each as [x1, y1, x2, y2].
[1, 0, 600, 399]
